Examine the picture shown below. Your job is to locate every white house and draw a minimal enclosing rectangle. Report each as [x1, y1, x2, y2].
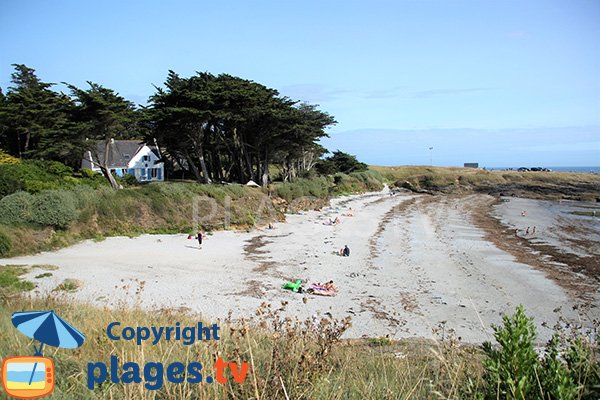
[81, 140, 165, 182]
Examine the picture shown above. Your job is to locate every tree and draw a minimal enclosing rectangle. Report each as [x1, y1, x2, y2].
[67, 82, 138, 189]
[316, 150, 368, 175]
[275, 103, 335, 182]
[0, 64, 77, 165]
[148, 70, 215, 184]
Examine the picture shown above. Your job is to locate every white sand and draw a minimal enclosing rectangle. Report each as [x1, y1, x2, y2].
[2, 189, 597, 343]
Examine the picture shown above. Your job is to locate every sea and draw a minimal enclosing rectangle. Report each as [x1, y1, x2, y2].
[490, 166, 600, 174]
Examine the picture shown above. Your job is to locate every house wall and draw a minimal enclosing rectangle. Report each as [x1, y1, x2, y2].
[127, 146, 164, 182]
[82, 145, 164, 183]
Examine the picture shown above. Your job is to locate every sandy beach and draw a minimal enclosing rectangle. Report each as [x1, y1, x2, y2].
[2, 188, 598, 344]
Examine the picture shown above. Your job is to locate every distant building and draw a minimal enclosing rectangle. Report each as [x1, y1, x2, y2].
[81, 139, 164, 182]
[464, 163, 479, 168]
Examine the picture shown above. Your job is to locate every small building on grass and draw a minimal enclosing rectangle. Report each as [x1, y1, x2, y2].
[81, 140, 164, 182]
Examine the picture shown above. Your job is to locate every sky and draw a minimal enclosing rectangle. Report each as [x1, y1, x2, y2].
[1, 0, 599, 167]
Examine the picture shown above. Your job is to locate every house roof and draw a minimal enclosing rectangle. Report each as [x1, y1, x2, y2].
[85, 140, 160, 168]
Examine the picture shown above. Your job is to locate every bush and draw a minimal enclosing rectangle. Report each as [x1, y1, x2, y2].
[0, 150, 19, 165]
[482, 305, 541, 398]
[0, 161, 106, 196]
[0, 232, 11, 256]
[47, 161, 73, 177]
[22, 179, 58, 193]
[481, 305, 599, 399]
[29, 190, 78, 229]
[120, 173, 138, 186]
[79, 168, 98, 179]
[0, 191, 34, 225]
[0, 168, 23, 197]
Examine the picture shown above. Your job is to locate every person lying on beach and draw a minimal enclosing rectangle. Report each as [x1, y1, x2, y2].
[306, 282, 337, 296]
[323, 280, 337, 292]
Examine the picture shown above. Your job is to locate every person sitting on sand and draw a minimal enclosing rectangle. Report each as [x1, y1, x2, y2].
[342, 245, 350, 257]
[323, 280, 337, 292]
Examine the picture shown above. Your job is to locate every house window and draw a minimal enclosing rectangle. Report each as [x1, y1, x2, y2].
[143, 155, 149, 161]
[151, 168, 159, 178]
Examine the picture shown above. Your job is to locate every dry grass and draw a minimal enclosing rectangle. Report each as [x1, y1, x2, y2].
[0, 287, 483, 399]
[371, 166, 600, 200]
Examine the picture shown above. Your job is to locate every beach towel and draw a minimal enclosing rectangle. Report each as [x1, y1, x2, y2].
[282, 280, 303, 293]
[307, 283, 337, 297]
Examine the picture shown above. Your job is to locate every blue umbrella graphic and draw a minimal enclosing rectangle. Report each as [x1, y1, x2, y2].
[11, 311, 85, 385]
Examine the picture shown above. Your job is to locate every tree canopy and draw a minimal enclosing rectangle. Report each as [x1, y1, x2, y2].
[147, 71, 336, 185]
[0, 64, 349, 188]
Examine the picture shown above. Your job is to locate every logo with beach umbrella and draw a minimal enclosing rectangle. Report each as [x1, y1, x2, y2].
[1, 311, 85, 399]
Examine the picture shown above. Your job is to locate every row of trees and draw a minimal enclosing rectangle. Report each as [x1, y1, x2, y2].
[0, 64, 345, 188]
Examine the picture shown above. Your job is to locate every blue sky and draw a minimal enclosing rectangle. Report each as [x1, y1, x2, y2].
[1, 0, 599, 166]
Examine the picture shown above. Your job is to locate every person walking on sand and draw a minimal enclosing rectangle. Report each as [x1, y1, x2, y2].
[532, 226, 536, 234]
[525, 226, 530, 235]
[196, 231, 203, 248]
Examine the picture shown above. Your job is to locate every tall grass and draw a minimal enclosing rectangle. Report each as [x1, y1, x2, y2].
[0, 287, 483, 400]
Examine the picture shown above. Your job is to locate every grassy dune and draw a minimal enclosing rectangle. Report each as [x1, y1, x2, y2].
[371, 166, 600, 201]
[0, 172, 385, 258]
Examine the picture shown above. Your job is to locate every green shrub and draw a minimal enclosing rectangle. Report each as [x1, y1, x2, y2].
[0, 191, 34, 225]
[0, 232, 11, 256]
[482, 305, 540, 398]
[23, 179, 58, 193]
[0, 167, 24, 196]
[538, 335, 579, 400]
[0, 161, 106, 195]
[47, 161, 74, 177]
[29, 190, 78, 229]
[481, 305, 599, 399]
[119, 173, 138, 186]
[79, 168, 98, 179]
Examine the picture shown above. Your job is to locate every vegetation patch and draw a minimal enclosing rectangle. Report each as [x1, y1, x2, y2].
[31, 264, 60, 271]
[372, 165, 600, 200]
[53, 278, 83, 292]
[0, 265, 35, 292]
[572, 211, 599, 218]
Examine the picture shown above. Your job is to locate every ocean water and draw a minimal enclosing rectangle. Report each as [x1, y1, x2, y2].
[491, 166, 600, 173]
[548, 166, 600, 173]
